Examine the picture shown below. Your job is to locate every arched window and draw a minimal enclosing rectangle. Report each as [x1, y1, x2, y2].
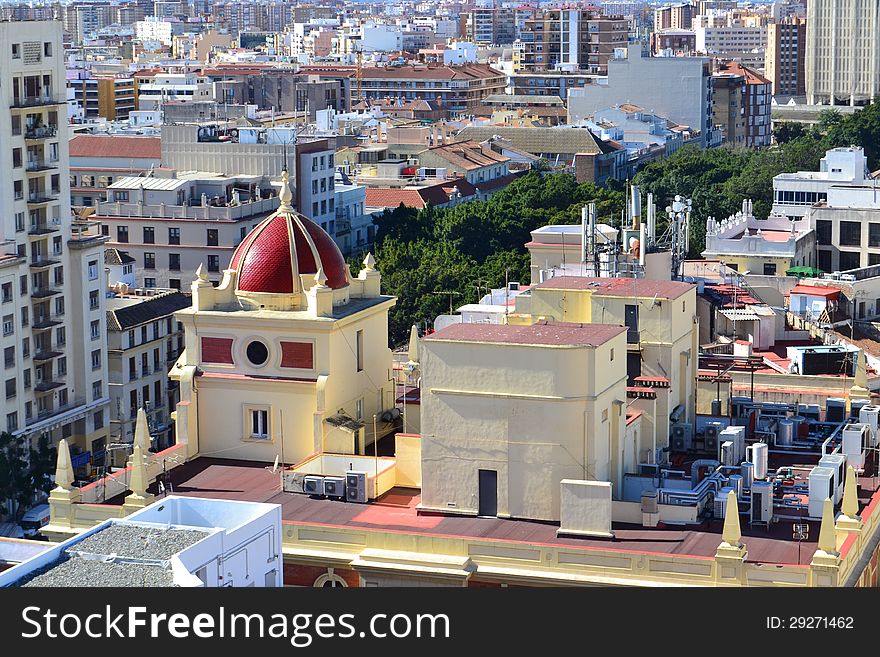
[313, 571, 348, 588]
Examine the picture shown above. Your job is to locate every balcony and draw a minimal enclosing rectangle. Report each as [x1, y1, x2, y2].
[32, 315, 62, 330]
[34, 379, 64, 392]
[25, 125, 57, 140]
[11, 96, 64, 109]
[29, 257, 59, 270]
[33, 349, 62, 363]
[31, 285, 62, 299]
[27, 192, 56, 205]
[27, 222, 60, 236]
[26, 160, 58, 173]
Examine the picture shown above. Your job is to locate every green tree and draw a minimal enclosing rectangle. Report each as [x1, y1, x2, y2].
[0, 432, 33, 520]
[772, 121, 805, 144]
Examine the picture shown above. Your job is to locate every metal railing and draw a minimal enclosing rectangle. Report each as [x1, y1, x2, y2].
[25, 125, 57, 139]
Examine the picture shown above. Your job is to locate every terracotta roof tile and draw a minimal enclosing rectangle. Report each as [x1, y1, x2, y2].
[69, 135, 161, 160]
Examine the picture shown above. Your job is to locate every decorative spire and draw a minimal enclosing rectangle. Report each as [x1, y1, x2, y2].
[278, 169, 293, 213]
[817, 497, 838, 554]
[133, 407, 151, 454]
[721, 489, 742, 546]
[841, 465, 860, 519]
[54, 439, 74, 491]
[853, 350, 868, 390]
[363, 252, 376, 271]
[407, 324, 420, 363]
[195, 263, 208, 282]
[128, 443, 148, 499]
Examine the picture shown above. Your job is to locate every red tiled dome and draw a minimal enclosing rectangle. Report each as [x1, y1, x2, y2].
[231, 209, 350, 294]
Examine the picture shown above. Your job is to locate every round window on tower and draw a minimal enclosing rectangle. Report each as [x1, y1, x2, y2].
[246, 340, 269, 366]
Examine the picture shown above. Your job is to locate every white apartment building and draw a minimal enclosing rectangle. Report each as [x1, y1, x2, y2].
[695, 24, 767, 56]
[333, 171, 371, 255]
[805, 0, 880, 105]
[0, 20, 110, 479]
[106, 289, 190, 458]
[134, 17, 183, 46]
[297, 145, 336, 235]
[161, 124, 338, 242]
[808, 183, 880, 274]
[94, 171, 280, 289]
[135, 72, 212, 110]
[772, 147, 873, 220]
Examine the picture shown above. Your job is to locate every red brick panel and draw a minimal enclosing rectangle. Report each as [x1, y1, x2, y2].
[201, 337, 234, 364]
[280, 341, 314, 369]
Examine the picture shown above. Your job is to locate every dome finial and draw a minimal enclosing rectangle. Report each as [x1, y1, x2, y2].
[279, 169, 293, 212]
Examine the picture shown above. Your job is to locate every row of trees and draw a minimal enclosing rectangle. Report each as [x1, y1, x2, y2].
[357, 102, 880, 346]
[0, 433, 55, 521]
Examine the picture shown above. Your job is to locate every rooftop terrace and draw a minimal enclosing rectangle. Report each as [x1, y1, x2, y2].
[133, 457, 880, 567]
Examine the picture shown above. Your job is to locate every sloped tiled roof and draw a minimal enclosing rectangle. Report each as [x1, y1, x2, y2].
[106, 291, 192, 331]
[104, 248, 135, 266]
[69, 135, 161, 160]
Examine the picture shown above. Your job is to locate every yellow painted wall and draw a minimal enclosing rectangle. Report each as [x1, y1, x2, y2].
[420, 333, 628, 520]
[394, 434, 422, 488]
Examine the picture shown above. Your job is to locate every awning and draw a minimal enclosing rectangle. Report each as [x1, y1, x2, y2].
[325, 413, 365, 433]
[720, 309, 761, 321]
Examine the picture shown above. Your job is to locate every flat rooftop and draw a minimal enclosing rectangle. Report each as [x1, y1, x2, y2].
[534, 276, 694, 300]
[425, 320, 626, 347]
[11, 524, 209, 588]
[135, 457, 880, 566]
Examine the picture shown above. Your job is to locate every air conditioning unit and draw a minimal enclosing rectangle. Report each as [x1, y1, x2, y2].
[842, 423, 868, 472]
[303, 475, 324, 496]
[808, 466, 835, 518]
[825, 397, 846, 423]
[860, 405, 880, 444]
[345, 470, 368, 503]
[750, 480, 773, 525]
[670, 423, 693, 452]
[714, 486, 734, 519]
[720, 440, 736, 466]
[719, 425, 746, 464]
[819, 453, 845, 503]
[322, 476, 346, 499]
[704, 422, 723, 453]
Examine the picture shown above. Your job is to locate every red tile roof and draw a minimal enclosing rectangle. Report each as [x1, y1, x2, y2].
[365, 188, 430, 209]
[535, 276, 693, 300]
[69, 135, 161, 160]
[425, 320, 626, 347]
[788, 285, 841, 299]
[365, 179, 477, 210]
[359, 63, 504, 81]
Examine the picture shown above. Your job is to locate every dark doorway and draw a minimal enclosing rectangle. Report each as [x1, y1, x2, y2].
[627, 351, 642, 385]
[625, 304, 639, 343]
[478, 469, 497, 517]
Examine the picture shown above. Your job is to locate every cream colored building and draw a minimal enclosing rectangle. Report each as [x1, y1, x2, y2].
[419, 322, 629, 521]
[0, 20, 110, 478]
[94, 173, 279, 289]
[512, 276, 698, 432]
[171, 172, 398, 466]
[106, 289, 190, 459]
[805, 0, 880, 105]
